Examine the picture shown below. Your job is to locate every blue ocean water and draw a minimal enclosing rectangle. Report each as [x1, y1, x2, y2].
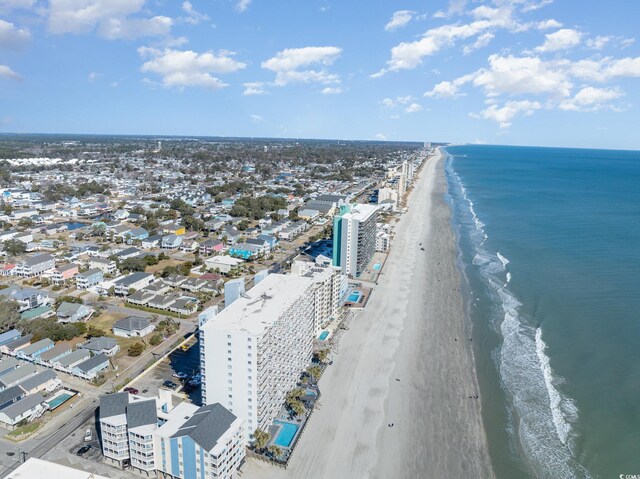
[444, 145, 640, 479]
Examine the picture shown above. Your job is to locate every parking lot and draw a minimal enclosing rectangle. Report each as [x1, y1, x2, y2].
[126, 335, 202, 405]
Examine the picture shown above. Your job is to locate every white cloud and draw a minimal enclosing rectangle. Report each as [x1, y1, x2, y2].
[381, 98, 395, 107]
[535, 28, 582, 53]
[521, 0, 554, 12]
[139, 47, 246, 89]
[0, 19, 30, 51]
[250, 114, 263, 122]
[380, 95, 414, 107]
[473, 54, 573, 98]
[385, 10, 414, 32]
[321, 86, 342, 95]
[48, 0, 173, 39]
[262, 46, 342, 86]
[88, 71, 102, 82]
[243, 81, 267, 95]
[425, 73, 475, 98]
[537, 19, 562, 30]
[473, 100, 541, 128]
[463, 32, 494, 54]
[375, 133, 387, 140]
[405, 102, 423, 113]
[559, 86, 623, 111]
[374, 6, 522, 76]
[236, 0, 251, 13]
[0, 64, 21, 81]
[181, 1, 209, 25]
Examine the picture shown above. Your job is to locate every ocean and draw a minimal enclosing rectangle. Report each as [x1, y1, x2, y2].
[444, 145, 640, 479]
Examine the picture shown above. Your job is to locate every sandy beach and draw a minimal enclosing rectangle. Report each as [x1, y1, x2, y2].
[242, 149, 494, 479]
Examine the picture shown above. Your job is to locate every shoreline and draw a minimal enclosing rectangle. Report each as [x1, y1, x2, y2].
[242, 148, 493, 478]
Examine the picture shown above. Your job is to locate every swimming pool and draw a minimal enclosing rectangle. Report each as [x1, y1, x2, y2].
[347, 291, 362, 302]
[318, 331, 329, 340]
[46, 391, 74, 410]
[273, 420, 299, 448]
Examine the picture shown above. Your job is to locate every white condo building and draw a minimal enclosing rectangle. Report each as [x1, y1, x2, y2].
[201, 273, 316, 439]
[291, 256, 348, 335]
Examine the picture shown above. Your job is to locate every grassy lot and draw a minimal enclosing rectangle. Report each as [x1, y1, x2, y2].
[6, 422, 41, 441]
[86, 310, 127, 333]
[145, 259, 183, 274]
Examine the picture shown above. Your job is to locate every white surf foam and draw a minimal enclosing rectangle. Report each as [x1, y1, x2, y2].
[506, 272, 512, 283]
[497, 251, 510, 268]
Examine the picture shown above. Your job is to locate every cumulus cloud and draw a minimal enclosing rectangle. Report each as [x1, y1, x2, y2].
[262, 46, 342, 86]
[375, 133, 387, 140]
[559, 86, 623, 111]
[373, 5, 522, 76]
[424, 73, 475, 98]
[321, 86, 342, 95]
[243, 81, 267, 95]
[535, 28, 582, 53]
[48, 0, 172, 39]
[405, 102, 423, 113]
[537, 19, 562, 30]
[250, 114, 263, 122]
[0, 0, 34, 11]
[88, 71, 103, 82]
[0, 19, 30, 51]
[139, 47, 246, 89]
[0, 64, 21, 81]
[385, 10, 414, 32]
[236, 0, 251, 13]
[472, 100, 542, 128]
[463, 32, 494, 54]
[381, 95, 414, 107]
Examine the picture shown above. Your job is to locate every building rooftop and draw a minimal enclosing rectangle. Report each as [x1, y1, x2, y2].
[7, 458, 109, 479]
[113, 316, 150, 332]
[172, 403, 237, 452]
[0, 393, 44, 420]
[99, 391, 129, 420]
[126, 398, 157, 429]
[202, 273, 313, 336]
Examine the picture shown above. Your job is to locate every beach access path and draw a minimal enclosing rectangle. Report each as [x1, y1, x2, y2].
[242, 149, 494, 479]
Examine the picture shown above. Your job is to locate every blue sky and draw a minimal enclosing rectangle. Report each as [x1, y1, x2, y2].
[1, 0, 640, 149]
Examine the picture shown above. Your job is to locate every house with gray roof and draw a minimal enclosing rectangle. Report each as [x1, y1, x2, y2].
[0, 335, 32, 355]
[0, 385, 26, 411]
[56, 301, 94, 323]
[73, 353, 109, 379]
[0, 364, 38, 390]
[39, 344, 72, 364]
[0, 286, 50, 312]
[113, 316, 155, 338]
[0, 393, 45, 428]
[15, 253, 55, 277]
[18, 370, 58, 395]
[0, 330, 20, 347]
[79, 337, 119, 356]
[54, 349, 90, 369]
[0, 358, 19, 376]
[17, 338, 54, 360]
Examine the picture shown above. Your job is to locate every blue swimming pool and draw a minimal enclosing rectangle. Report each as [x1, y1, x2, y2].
[347, 291, 362, 302]
[373, 263, 381, 271]
[47, 392, 74, 410]
[318, 331, 329, 340]
[274, 420, 299, 448]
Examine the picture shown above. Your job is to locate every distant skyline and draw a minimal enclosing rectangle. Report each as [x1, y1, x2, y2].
[1, 0, 640, 149]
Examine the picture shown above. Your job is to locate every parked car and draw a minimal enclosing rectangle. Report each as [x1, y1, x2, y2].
[77, 445, 91, 456]
[162, 380, 178, 390]
[172, 372, 189, 380]
[84, 428, 92, 442]
[123, 387, 139, 395]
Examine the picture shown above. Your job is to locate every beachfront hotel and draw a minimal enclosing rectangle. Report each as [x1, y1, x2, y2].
[201, 273, 317, 439]
[332, 203, 379, 277]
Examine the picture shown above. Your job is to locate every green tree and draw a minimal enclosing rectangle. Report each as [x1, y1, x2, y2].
[307, 365, 322, 381]
[0, 296, 21, 332]
[149, 334, 163, 346]
[252, 428, 270, 451]
[289, 399, 305, 416]
[2, 239, 26, 257]
[267, 445, 283, 459]
[86, 326, 106, 338]
[54, 295, 84, 308]
[127, 342, 146, 357]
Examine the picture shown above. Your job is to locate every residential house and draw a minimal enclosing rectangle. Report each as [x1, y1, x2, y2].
[0, 393, 45, 429]
[228, 242, 262, 260]
[114, 272, 155, 296]
[54, 349, 91, 370]
[179, 239, 199, 253]
[56, 301, 94, 323]
[141, 235, 163, 249]
[298, 208, 320, 221]
[164, 275, 188, 287]
[51, 263, 79, 285]
[0, 358, 19, 376]
[112, 317, 155, 338]
[204, 255, 243, 274]
[0, 335, 32, 356]
[162, 223, 185, 236]
[17, 339, 54, 360]
[89, 257, 118, 275]
[18, 370, 58, 395]
[161, 234, 182, 250]
[147, 294, 177, 311]
[126, 290, 156, 307]
[219, 225, 241, 245]
[0, 330, 21, 347]
[0, 365, 38, 389]
[114, 247, 141, 260]
[0, 286, 50, 312]
[15, 253, 55, 277]
[73, 353, 109, 379]
[0, 385, 26, 411]
[168, 298, 198, 316]
[38, 344, 72, 364]
[79, 337, 120, 357]
[125, 227, 149, 244]
[198, 238, 224, 256]
[76, 268, 104, 289]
